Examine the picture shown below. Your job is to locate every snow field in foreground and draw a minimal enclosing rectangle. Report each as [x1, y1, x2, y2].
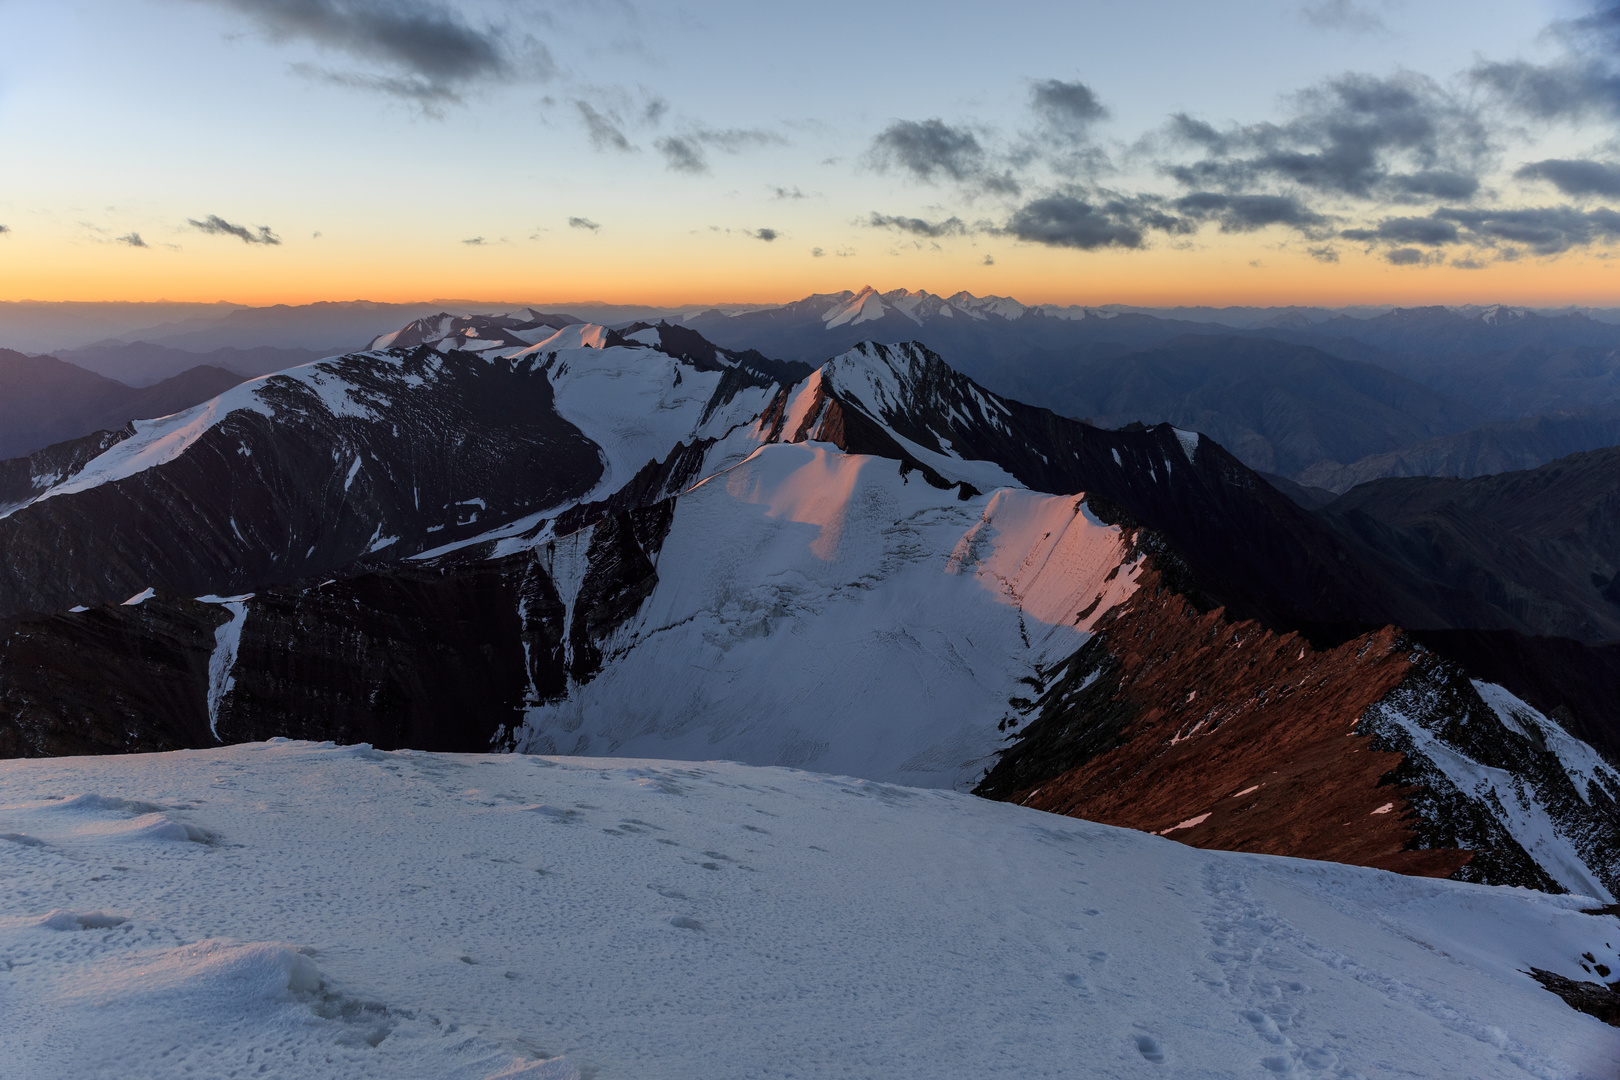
[0, 741, 1616, 1080]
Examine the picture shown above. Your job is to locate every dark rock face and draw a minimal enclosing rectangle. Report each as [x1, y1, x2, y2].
[0, 495, 680, 758]
[1527, 967, 1620, 1027]
[0, 347, 604, 619]
[564, 506, 671, 684]
[0, 599, 225, 757]
[216, 560, 535, 752]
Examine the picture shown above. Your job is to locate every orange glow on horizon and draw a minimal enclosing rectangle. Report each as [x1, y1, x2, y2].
[7, 232, 1620, 309]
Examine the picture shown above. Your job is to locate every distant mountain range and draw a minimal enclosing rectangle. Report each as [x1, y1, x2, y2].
[0, 349, 246, 462]
[0, 315, 1615, 908]
[51, 342, 326, 387]
[9, 287, 1620, 488]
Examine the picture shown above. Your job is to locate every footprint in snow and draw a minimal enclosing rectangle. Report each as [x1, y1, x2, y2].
[523, 805, 577, 823]
[1134, 1034, 1166, 1063]
[1301, 1047, 1338, 1070]
[668, 916, 703, 931]
[1242, 1009, 1289, 1045]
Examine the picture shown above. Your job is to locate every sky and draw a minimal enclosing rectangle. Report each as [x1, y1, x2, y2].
[5, 0, 1620, 306]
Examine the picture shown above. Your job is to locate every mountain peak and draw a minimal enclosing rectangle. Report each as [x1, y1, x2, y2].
[821, 286, 889, 328]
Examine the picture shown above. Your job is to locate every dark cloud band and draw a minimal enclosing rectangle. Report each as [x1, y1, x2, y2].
[188, 215, 282, 245]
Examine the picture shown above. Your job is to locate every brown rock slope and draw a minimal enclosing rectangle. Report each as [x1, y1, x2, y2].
[977, 564, 1473, 879]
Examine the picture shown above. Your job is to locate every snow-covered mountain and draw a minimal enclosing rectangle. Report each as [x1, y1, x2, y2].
[0, 326, 803, 618]
[1, 322, 1616, 909]
[366, 309, 580, 353]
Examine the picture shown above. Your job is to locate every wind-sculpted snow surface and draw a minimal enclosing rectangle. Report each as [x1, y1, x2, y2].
[0, 741, 1615, 1079]
[514, 443, 1140, 788]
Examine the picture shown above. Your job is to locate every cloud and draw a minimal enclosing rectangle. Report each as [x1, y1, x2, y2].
[1173, 192, 1327, 233]
[696, 128, 781, 153]
[1001, 192, 1170, 250]
[188, 215, 282, 245]
[1165, 72, 1487, 202]
[1434, 203, 1620, 255]
[576, 101, 633, 152]
[1340, 215, 1460, 246]
[854, 38, 1620, 268]
[462, 236, 485, 245]
[568, 216, 600, 231]
[0, 224, 10, 236]
[754, 228, 778, 241]
[116, 233, 148, 247]
[1471, 59, 1620, 123]
[771, 186, 807, 200]
[289, 64, 457, 107]
[1516, 158, 1620, 197]
[982, 253, 995, 265]
[869, 119, 987, 184]
[1471, 8, 1620, 123]
[657, 136, 705, 173]
[1030, 78, 1107, 138]
[654, 127, 784, 174]
[867, 212, 969, 238]
[1326, 203, 1620, 258]
[1301, 0, 1387, 33]
[191, 0, 548, 105]
[811, 247, 824, 257]
[1387, 169, 1479, 199]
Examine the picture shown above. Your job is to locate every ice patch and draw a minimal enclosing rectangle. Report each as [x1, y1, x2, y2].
[1172, 427, 1200, 463]
[121, 587, 155, 606]
[1158, 812, 1211, 835]
[205, 599, 249, 741]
